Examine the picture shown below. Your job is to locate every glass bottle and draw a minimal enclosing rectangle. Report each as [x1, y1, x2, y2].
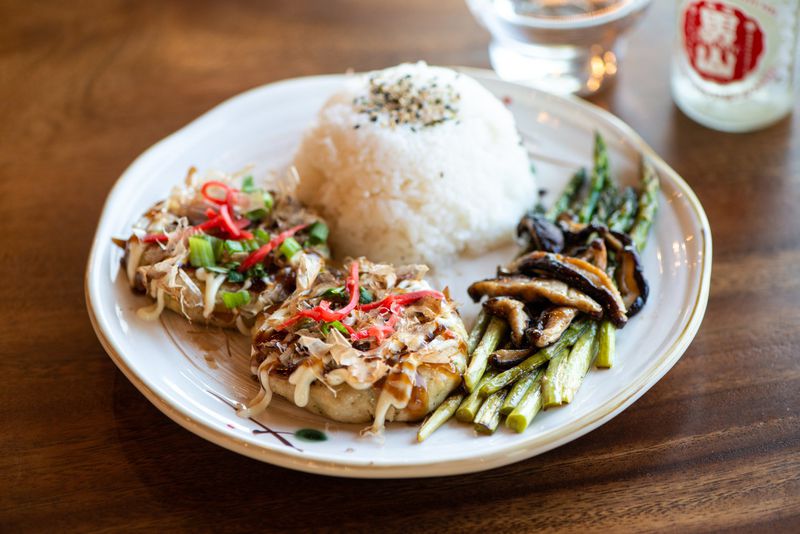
[671, 0, 800, 132]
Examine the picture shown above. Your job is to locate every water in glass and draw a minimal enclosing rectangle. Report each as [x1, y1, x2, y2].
[467, 0, 653, 95]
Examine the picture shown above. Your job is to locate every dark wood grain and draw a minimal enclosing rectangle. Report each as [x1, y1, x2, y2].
[1, 0, 798, 531]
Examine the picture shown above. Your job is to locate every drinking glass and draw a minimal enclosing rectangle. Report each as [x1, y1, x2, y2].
[467, 0, 653, 95]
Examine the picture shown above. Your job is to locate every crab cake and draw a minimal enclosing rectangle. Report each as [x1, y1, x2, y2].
[119, 168, 329, 332]
[240, 258, 468, 434]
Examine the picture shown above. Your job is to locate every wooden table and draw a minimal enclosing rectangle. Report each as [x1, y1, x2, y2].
[2, 0, 798, 531]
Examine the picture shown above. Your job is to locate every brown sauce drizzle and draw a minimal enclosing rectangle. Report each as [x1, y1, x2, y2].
[381, 367, 413, 400]
[404, 371, 429, 420]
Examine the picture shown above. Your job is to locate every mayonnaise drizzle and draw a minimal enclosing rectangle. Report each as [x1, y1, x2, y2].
[288, 357, 324, 407]
[196, 269, 226, 318]
[136, 287, 165, 321]
[236, 358, 274, 418]
[235, 315, 250, 336]
[126, 240, 145, 286]
[366, 356, 420, 436]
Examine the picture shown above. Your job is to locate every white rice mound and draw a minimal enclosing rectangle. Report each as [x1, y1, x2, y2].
[293, 62, 536, 269]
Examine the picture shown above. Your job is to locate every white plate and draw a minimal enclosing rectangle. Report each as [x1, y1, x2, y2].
[85, 69, 712, 478]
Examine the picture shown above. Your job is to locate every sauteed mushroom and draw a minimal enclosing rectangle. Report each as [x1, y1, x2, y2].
[558, 221, 605, 253]
[483, 297, 531, 346]
[468, 277, 603, 317]
[573, 237, 608, 271]
[508, 251, 628, 327]
[526, 306, 579, 347]
[558, 224, 649, 318]
[490, 348, 534, 368]
[604, 230, 649, 317]
[517, 213, 564, 253]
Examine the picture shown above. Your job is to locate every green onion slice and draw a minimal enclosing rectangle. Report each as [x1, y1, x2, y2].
[206, 235, 223, 261]
[223, 239, 246, 254]
[221, 290, 250, 309]
[308, 221, 329, 244]
[254, 228, 270, 244]
[262, 191, 274, 212]
[188, 236, 216, 268]
[241, 175, 255, 193]
[320, 320, 349, 336]
[242, 190, 274, 221]
[279, 237, 302, 260]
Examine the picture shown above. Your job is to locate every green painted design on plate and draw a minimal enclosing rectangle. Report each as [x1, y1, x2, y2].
[294, 428, 327, 442]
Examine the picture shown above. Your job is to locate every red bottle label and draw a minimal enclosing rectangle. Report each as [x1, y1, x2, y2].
[683, 1, 765, 84]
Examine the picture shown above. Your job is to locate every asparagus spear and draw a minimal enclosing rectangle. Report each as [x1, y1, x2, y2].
[596, 183, 639, 368]
[593, 160, 621, 225]
[467, 309, 490, 355]
[546, 168, 587, 221]
[594, 186, 618, 225]
[568, 170, 590, 215]
[541, 352, 569, 409]
[542, 321, 599, 408]
[464, 317, 508, 392]
[594, 320, 616, 369]
[479, 350, 549, 396]
[506, 373, 545, 433]
[480, 318, 589, 396]
[578, 133, 609, 223]
[456, 368, 499, 422]
[474, 389, 508, 435]
[539, 318, 590, 358]
[560, 330, 600, 404]
[629, 157, 660, 252]
[607, 186, 638, 233]
[501, 369, 541, 415]
[417, 393, 464, 442]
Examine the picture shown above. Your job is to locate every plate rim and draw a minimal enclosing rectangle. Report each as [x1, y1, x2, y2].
[85, 68, 713, 478]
